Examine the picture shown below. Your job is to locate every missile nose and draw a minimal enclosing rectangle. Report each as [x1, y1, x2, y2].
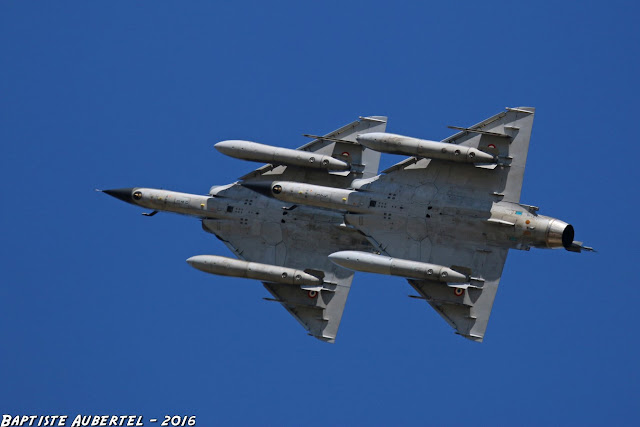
[103, 188, 136, 204]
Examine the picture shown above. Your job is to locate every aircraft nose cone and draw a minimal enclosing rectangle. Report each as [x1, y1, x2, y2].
[103, 188, 136, 204]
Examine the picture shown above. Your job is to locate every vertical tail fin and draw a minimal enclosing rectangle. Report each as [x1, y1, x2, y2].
[445, 107, 535, 203]
[382, 107, 535, 203]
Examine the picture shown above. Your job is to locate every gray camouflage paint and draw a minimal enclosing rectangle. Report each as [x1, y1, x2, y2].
[103, 108, 591, 343]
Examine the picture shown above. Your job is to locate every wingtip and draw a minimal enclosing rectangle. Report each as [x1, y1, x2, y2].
[308, 333, 336, 343]
[455, 331, 484, 343]
[359, 115, 388, 123]
[506, 106, 535, 114]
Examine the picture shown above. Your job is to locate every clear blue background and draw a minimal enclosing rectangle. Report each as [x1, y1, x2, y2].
[1, 1, 638, 425]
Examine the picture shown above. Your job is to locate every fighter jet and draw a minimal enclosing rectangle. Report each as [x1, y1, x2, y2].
[102, 107, 593, 343]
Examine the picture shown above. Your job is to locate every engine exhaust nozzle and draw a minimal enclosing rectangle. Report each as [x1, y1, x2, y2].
[546, 219, 574, 249]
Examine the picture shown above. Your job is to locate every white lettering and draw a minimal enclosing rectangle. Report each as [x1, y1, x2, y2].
[70, 415, 89, 427]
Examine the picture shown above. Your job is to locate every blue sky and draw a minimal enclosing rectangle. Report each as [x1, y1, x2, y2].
[1, 1, 638, 425]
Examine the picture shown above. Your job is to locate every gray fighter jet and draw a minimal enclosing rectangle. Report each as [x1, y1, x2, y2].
[103, 107, 593, 343]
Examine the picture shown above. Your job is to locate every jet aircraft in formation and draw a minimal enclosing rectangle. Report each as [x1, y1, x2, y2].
[103, 107, 592, 342]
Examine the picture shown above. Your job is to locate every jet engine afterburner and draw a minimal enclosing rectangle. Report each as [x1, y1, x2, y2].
[532, 218, 574, 250]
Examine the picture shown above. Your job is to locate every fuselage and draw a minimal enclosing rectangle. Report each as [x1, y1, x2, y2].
[106, 184, 573, 253]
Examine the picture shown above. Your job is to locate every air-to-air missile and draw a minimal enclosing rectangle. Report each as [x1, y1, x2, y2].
[186, 255, 322, 287]
[328, 251, 468, 282]
[356, 132, 496, 163]
[215, 140, 350, 171]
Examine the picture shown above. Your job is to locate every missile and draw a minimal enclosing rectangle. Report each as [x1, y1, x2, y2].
[215, 140, 350, 171]
[186, 255, 322, 287]
[328, 251, 468, 282]
[356, 132, 495, 163]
